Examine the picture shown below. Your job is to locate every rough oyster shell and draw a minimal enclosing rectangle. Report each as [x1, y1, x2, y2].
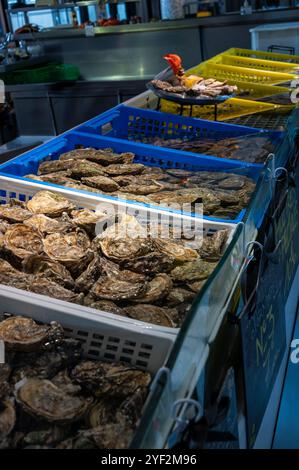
[119, 181, 164, 195]
[0, 399, 16, 441]
[0, 205, 32, 224]
[188, 280, 206, 293]
[90, 277, 146, 302]
[133, 273, 172, 303]
[0, 221, 10, 235]
[28, 278, 84, 304]
[16, 378, 93, 424]
[84, 299, 123, 316]
[1, 224, 43, 263]
[81, 176, 120, 192]
[0, 317, 50, 352]
[71, 209, 109, 235]
[27, 191, 76, 218]
[24, 214, 71, 235]
[170, 259, 217, 283]
[122, 304, 175, 327]
[51, 370, 81, 396]
[23, 255, 75, 290]
[69, 160, 107, 179]
[0, 259, 32, 289]
[154, 238, 198, 263]
[100, 237, 152, 263]
[121, 251, 175, 274]
[22, 425, 70, 447]
[59, 148, 108, 161]
[75, 255, 101, 293]
[0, 364, 11, 400]
[199, 229, 229, 261]
[166, 287, 196, 306]
[38, 159, 77, 175]
[104, 163, 145, 176]
[57, 423, 133, 449]
[43, 229, 92, 276]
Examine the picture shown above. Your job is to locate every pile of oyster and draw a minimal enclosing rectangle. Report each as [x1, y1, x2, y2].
[0, 190, 230, 327]
[145, 135, 276, 164]
[0, 315, 151, 449]
[151, 78, 237, 99]
[24, 147, 257, 220]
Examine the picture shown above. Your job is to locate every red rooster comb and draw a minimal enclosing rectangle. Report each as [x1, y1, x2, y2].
[163, 54, 183, 75]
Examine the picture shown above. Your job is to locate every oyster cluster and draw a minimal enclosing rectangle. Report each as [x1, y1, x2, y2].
[151, 78, 237, 99]
[24, 147, 257, 220]
[0, 315, 150, 449]
[0, 190, 230, 328]
[148, 135, 276, 165]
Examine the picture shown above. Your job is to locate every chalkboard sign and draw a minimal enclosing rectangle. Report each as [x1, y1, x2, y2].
[240, 166, 299, 448]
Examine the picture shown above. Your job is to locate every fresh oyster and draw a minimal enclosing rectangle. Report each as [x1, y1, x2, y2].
[0, 221, 10, 235]
[23, 255, 75, 290]
[122, 304, 175, 327]
[100, 237, 152, 263]
[16, 378, 93, 424]
[0, 205, 32, 224]
[0, 364, 11, 400]
[81, 176, 120, 192]
[75, 255, 101, 293]
[24, 214, 71, 235]
[43, 229, 92, 276]
[153, 238, 198, 263]
[90, 277, 146, 302]
[69, 160, 107, 179]
[35, 171, 75, 186]
[1, 224, 43, 263]
[0, 259, 31, 289]
[38, 159, 77, 175]
[84, 299, 123, 316]
[218, 177, 245, 190]
[59, 148, 107, 161]
[22, 425, 71, 447]
[119, 181, 164, 195]
[188, 280, 206, 293]
[71, 209, 109, 235]
[104, 163, 145, 176]
[133, 274, 172, 303]
[170, 259, 217, 283]
[71, 361, 150, 398]
[167, 287, 196, 306]
[0, 316, 56, 352]
[51, 370, 81, 396]
[111, 192, 152, 204]
[121, 251, 175, 274]
[98, 213, 147, 240]
[0, 399, 16, 441]
[27, 191, 75, 218]
[57, 423, 133, 449]
[87, 400, 128, 428]
[199, 229, 229, 261]
[28, 278, 84, 304]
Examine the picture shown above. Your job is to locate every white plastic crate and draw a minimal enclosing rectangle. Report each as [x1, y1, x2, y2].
[0, 176, 236, 350]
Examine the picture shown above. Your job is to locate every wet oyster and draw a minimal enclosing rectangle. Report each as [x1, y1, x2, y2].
[133, 274, 172, 303]
[100, 237, 152, 263]
[28, 278, 84, 304]
[43, 229, 92, 276]
[23, 255, 75, 290]
[51, 370, 81, 396]
[188, 280, 206, 293]
[122, 304, 175, 327]
[0, 364, 11, 400]
[218, 177, 245, 190]
[59, 148, 107, 161]
[81, 176, 120, 192]
[87, 399, 127, 428]
[0, 205, 32, 224]
[119, 181, 164, 195]
[0, 221, 10, 235]
[111, 192, 152, 204]
[69, 161, 107, 179]
[1, 224, 43, 263]
[16, 378, 93, 424]
[121, 251, 175, 274]
[199, 229, 229, 261]
[75, 255, 101, 293]
[154, 238, 198, 263]
[24, 214, 71, 235]
[0, 399, 16, 441]
[0, 317, 51, 352]
[90, 277, 146, 302]
[58, 423, 133, 449]
[0, 259, 31, 289]
[104, 163, 145, 176]
[38, 159, 77, 175]
[170, 259, 217, 283]
[22, 425, 70, 447]
[71, 209, 109, 235]
[27, 191, 75, 218]
[167, 287, 196, 306]
[85, 299, 123, 316]
[71, 361, 150, 398]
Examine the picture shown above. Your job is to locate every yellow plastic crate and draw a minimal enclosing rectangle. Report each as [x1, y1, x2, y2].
[222, 48, 299, 64]
[159, 97, 290, 121]
[225, 80, 294, 105]
[188, 62, 295, 85]
[209, 54, 299, 73]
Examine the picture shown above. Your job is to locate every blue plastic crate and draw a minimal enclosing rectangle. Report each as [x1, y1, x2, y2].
[77, 105, 284, 168]
[0, 131, 263, 224]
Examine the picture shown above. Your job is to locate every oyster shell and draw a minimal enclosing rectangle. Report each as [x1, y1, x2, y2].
[90, 277, 146, 302]
[43, 229, 92, 276]
[81, 176, 120, 192]
[199, 229, 229, 261]
[24, 214, 71, 235]
[57, 423, 133, 449]
[75, 255, 101, 293]
[166, 287, 196, 306]
[0, 205, 32, 224]
[122, 304, 175, 327]
[22, 425, 70, 447]
[111, 192, 152, 204]
[154, 238, 198, 263]
[59, 148, 107, 161]
[121, 251, 175, 274]
[85, 299, 123, 316]
[1, 224, 43, 263]
[218, 176, 245, 190]
[28, 278, 84, 304]
[16, 378, 93, 424]
[119, 181, 164, 195]
[27, 191, 75, 218]
[38, 159, 77, 175]
[133, 273, 172, 303]
[0, 259, 31, 289]
[23, 255, 75, 290]
[0, 364, 11, 400]
[0, 399, 16, 441]
[188, 280, 206, 293]
[170, 259, 217, 283]
[0, 317, 50, 352]
[100, 237, 152, 263]
[104, 163, 145, 176]
[0, 221, 10, 235]
[51, 370, 81, 396]
[69, 160, 108, 179]
[71, 209, 109, 235]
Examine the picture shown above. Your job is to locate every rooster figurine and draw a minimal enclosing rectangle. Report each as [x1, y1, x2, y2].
[163, 54, 204, 89]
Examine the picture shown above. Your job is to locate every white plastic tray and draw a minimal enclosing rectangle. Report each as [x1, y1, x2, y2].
[0, 176, 236, 347]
